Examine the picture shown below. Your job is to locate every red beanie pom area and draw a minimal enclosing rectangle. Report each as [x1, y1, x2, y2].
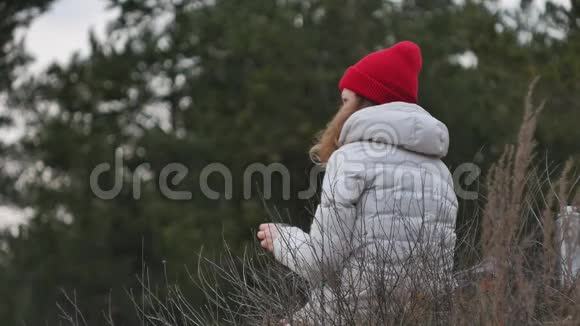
[339, 41, 422, 105]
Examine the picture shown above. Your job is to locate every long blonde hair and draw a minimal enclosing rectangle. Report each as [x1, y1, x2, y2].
[309, 95, 376, 165]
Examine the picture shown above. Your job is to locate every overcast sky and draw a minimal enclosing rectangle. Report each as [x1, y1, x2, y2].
[25, 0, 117, 71]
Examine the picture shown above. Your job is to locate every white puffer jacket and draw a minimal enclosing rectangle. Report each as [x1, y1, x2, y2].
[272, 102, 458, 322]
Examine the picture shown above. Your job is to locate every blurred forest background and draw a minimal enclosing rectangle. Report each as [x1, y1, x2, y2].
[0, 0, 579, 324]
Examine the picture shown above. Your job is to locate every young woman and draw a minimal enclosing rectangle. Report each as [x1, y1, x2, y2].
[257, 41, 458, 324]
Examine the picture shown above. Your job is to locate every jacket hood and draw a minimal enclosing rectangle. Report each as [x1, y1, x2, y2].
[338, 102, 449, 158]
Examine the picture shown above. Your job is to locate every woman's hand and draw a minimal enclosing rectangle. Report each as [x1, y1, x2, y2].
[257, 223, 280, 253]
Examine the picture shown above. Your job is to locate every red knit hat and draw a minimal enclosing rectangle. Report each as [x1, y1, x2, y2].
[339, 41, 422, 105]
